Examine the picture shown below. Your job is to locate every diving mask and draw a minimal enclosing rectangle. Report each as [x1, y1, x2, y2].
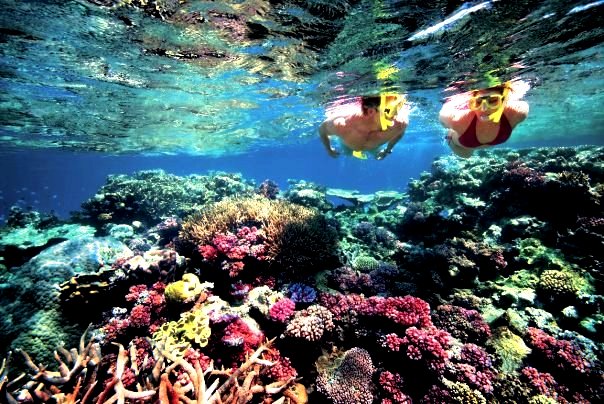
[469, 94, 504, 111]
[469, 82, 511, 123]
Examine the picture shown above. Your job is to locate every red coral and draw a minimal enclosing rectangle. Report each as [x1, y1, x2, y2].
[358, 295, 433, 328]
[220, 318, 264, 361]
[262, 349, 298, 382]
[198, 244, 218, 260]
[129, 304, 152, 328]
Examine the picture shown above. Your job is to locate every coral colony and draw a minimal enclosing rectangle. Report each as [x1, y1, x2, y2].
[0, 146, 603, 403]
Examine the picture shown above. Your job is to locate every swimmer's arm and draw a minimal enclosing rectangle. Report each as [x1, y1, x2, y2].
[505, 100, 529, 127]
[375, 122, 406, 160]
[439, 101, 471, 129]
[319, 120, 340, 157]
[384, 121, 406, 153]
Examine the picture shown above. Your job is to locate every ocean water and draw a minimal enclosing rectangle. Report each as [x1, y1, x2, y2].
[1, 0, 603, 402]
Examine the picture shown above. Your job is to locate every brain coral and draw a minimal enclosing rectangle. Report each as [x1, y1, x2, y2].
[179, 196, 338, 271]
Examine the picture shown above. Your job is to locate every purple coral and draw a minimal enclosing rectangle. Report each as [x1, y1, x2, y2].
[287, 283, 317, 304]
[316, 347, 375, 404]
[257, 179, 280, 199]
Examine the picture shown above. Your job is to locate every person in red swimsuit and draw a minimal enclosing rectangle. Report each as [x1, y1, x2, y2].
[439, 81, 529, 158]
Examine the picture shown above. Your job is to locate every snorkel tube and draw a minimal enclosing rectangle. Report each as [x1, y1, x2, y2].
[487, 82, 511, 123]
[379, 93, 406, 131]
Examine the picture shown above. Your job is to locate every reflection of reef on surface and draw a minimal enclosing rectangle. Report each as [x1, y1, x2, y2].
[1, 146, 602, 402]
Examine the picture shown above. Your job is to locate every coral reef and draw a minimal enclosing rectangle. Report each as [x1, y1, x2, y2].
[2, 146, 603, 403]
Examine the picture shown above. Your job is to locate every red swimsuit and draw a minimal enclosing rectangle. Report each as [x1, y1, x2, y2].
[457, 114, 512, 148]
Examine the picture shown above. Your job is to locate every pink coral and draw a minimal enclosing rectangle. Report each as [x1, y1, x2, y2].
[401, 326, 451, 373]
[198, 226, 268, 277]
[198, 244, 218, 260]
[378, 371, 412, 404]
[269, 297, 296, 323]
[521, 366, 567, 399]
[526, 327, 592, 374]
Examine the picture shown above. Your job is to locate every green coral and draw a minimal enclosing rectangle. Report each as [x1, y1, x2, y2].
[152, 309, 211, 354]
[352, 255, 380, 272]
[490, 327, 531, 373]
[516, 238, 566, 269]
[528, 395, 558, 404]
[80, 170, 255, 226]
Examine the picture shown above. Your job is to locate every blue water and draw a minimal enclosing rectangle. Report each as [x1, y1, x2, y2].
[0, 140, 444, 219]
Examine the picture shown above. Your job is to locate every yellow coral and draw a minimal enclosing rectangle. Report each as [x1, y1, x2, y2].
[153, 309, 211, 354]
[490, 327, 531, 373]
[164, 273, 204, 304]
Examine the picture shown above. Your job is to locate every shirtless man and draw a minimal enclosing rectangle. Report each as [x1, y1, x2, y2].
[319, 95, 409, 160]
[440, 81, 529, 158]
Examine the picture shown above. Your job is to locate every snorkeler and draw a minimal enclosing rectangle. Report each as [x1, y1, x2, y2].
[319, 94, 409, 160]
[439, 80, 529, 158]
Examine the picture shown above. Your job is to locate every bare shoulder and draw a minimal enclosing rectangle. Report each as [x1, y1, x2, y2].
[322, 116, 344, 131]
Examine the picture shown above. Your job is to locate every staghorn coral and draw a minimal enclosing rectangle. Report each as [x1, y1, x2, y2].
[179, 196, 338, 272]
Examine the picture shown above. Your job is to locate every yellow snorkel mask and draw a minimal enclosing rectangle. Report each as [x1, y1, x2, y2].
[379, 93, 406, 131]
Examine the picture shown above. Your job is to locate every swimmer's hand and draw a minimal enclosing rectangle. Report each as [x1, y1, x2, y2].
[327, 147, 340, 158]
[376, 149, 392, 160]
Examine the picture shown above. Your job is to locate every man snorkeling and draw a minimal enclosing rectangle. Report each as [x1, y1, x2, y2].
[439, 80, 529, 158]
[319, 94, 409, 160]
